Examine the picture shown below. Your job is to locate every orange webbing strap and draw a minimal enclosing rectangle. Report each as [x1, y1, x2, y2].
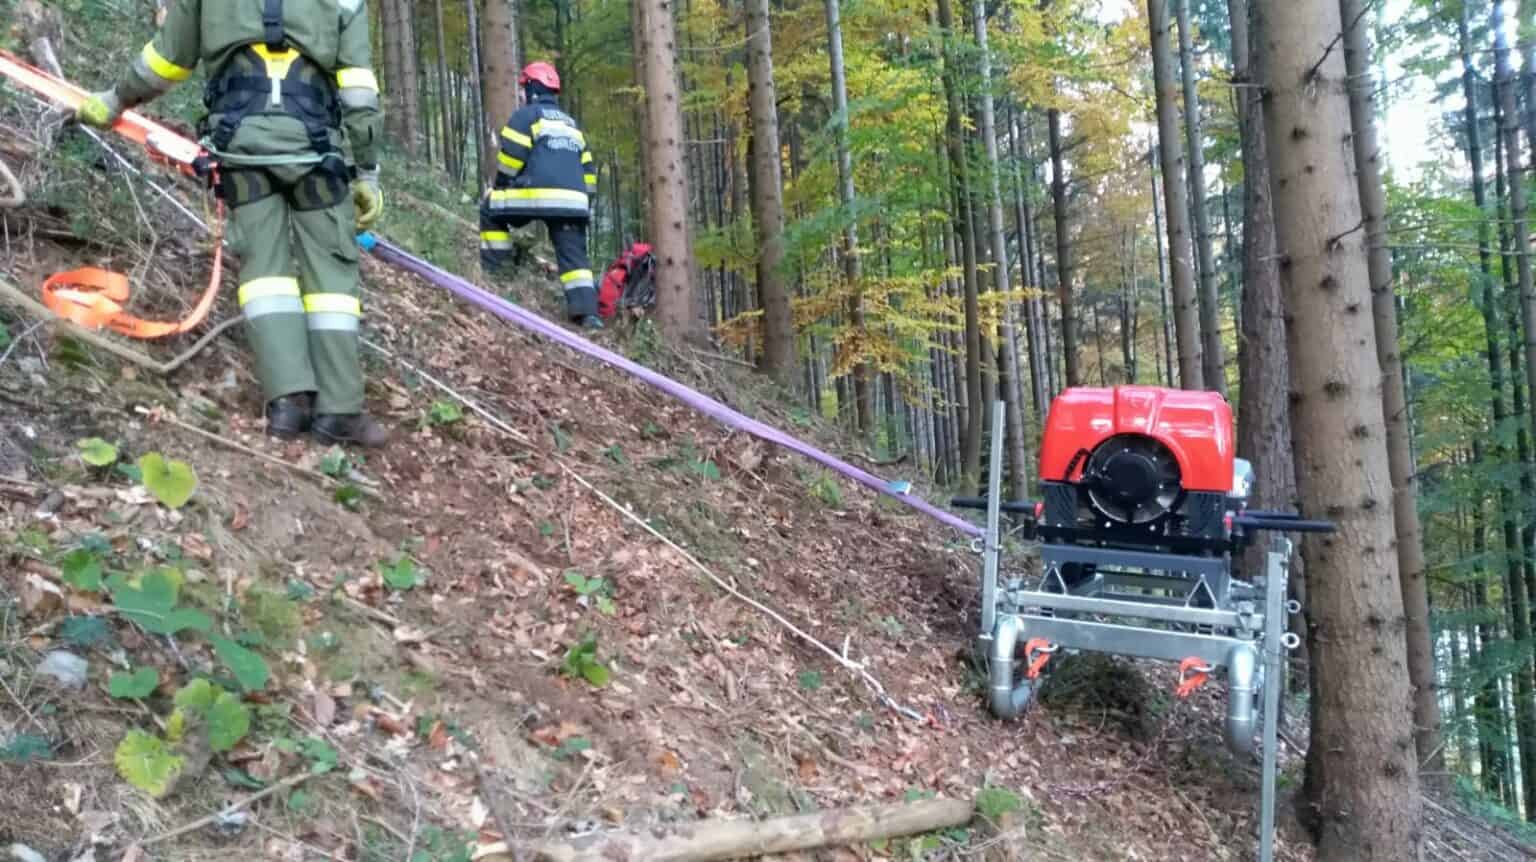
[41, 202, 226, 340]
[1176, 657, 1213, 698]
[1023, 638, 1056, 680]
[0, 49, 204, 175]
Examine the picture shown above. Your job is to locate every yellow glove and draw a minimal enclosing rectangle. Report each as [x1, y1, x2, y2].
[351, 167, 383, 230]
[76, 89, 124, 129]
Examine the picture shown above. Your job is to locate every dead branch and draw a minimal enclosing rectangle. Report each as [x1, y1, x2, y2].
[143, 769, 315, 846]
[470, 797, 975, 862]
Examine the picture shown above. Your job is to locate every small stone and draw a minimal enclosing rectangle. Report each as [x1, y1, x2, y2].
[35, 650, 88, 689]
[9, 843, 47, 862]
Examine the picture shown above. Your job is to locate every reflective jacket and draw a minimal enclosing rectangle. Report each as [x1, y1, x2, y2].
[483, 94, 596, 221]
[112, 0, 382, 170]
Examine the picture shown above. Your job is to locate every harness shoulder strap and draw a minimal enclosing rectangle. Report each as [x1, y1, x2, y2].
[263, 0, 285, 50]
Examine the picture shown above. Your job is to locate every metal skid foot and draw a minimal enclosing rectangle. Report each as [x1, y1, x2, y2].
[987, 614, 1039, 719]
[1224, 642, 1261, 756]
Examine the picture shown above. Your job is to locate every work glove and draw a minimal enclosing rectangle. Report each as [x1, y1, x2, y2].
[76, 89, 125, 129]
[351, 167, 382, 230]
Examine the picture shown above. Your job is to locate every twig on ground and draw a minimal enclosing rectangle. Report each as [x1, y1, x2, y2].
[144, 769, 315, 845]
[133, 405, 382, 500]
[471, 752, 528, 862]
[360, 337, 533, 444]
[0, 157, 23, 208]
[0, 319, 45, 368]
[542, 757, 596, 840]
[0, 672, 47, 733]
[558, 463, 925, 722]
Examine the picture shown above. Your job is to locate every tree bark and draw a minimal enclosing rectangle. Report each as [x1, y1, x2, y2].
[481, 0, 522, 184]
[823, 0, 874, 430]
[1148, 0, 1203, 390]
[1047, 109, 1079, 387]
[1150, 146, 1175, 388]
[1174, 0, 1226, 395]
[1339, 0, 1440, 776]
[637, 0, 703, 342]
[744, 0, 794, 381]
[465, 0, 487, 184]
[972, 0, 1029, 498]
[432, 0, 456, 177]
[1499, 1, 1536, 541]
[937, 0, 983, 484]
[1255, 0, 1423, 854]
[1011, 107, 1048, 417]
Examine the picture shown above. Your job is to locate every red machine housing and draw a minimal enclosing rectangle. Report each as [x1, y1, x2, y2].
[1040, 386, 1234, 491]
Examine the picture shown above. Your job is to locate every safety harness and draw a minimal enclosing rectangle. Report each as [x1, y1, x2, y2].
[200, 0, 345, 182]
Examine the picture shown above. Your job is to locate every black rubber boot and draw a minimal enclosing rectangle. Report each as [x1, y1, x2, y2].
[266, 394, 313, 439]
[312, 413, 390, 448]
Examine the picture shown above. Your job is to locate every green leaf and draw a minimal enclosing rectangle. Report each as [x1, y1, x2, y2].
[604, 445, 628, 465]
[334, 484, 364, 510]
[108, 570, 209, 636]
[691, 459, 721, 481]
[797, 670, 823, 692]
[580, 661, 610, 687]
[0, 733, 52, 763]
[114, 730, 184, 798]
[555, 737, 592, 760]
[58, 616, 112, 649]
[173, 679, 221, 716]
[550, 423, 571, 452]
[77, 437, 119, 467]
[137, 453, 197, 509]
[976, 787, 1023, 821]
[207, 692, 251, 752]
[427, 401, 463, 425]
[115, 462, 143, 483]
[109, 667, 160, 699]
[221, 767, 266, 790]
[300, 736, 339, 772]
[380, 556, 420, 590]
[60, 549, 103, 592]
[211, 636, 270, 692]
[595, 596, 617, 616]
[287, 788, 315, 813]
[0, 321, 9, 352]
[319, 449, 350, 478]
[563, 570, 589, 592]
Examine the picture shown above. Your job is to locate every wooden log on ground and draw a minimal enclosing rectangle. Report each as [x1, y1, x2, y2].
[471, 797, 975, 862]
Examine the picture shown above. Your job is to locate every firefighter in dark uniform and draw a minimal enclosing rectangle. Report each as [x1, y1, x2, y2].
[76, 0, 389, 447]
[479, 62, 601, 329]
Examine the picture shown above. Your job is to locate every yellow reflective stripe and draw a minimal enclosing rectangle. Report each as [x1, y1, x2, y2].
[583, 174, 597, 185]
[498, 151, 524, 171]
[490, 188, 588, 202]
[141, 42, 193, 82]
[560, 269, 594, 284]
[336, 67, 379, 91]
[237, 277, 300, 305]
[480, 230, 511, 241]
[302, 294, 362, 315]
[581, 151, 593, 164]
[501, 128, 532, 148]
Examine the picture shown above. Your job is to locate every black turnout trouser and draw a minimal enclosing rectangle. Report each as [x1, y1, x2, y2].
[479, 215, 596, 321]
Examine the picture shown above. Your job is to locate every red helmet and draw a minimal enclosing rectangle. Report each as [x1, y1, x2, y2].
[519, 61, 561, 92]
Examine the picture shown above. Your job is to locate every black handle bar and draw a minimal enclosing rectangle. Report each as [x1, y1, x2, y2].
[1233, 515, 1336, 533]
[950, 496, 1039, 514]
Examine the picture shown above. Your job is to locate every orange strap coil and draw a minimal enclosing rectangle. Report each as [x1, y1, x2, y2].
[1023, 638, 1056, 680]
[1175, 657, 1212, 698]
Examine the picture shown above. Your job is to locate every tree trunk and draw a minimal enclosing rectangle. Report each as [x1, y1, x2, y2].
[937, 0, 983, 484]
[1047, 109, 1080, 386]
[432, 0, 456, 177]
[972, 0, 1029, 498]
[637, 0, 703, 342]
[1148, 0, 1203, 390]
[744, 0, 794, 381]
[824, 0, 874, 430]
[1471, 490, 1510, 799]
[1012, 109, 1048, 416]
[394, 0, 423, 155]
[1256, 0, 1423, 853]
[1499, 2, 1536, 537]
[1150, 147, 1175, 388]
[1121, 231, 1136, 382]
[465, 0, 486, 184]
[1339, 0, 1441, 776]
[481, 0, 522, 184]
[1174, 0, 1227, 395]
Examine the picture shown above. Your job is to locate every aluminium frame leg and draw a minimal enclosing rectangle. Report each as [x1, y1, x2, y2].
[1258, 543, 1290, 862]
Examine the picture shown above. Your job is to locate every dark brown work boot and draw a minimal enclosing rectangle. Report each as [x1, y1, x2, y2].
[312, 413, 390, 448]
[266, 394, 314, 439]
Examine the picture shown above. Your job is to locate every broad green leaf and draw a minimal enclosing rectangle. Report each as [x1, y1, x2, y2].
[428, 401, 463, 425]
[137, 452, 198, 509]
[976, 787, 1023, 821]
[173, 679, 220, 716]
[580, 661, 610, 687]
[211, 636, 270, 692]
[380, 557, 419, 590]
[108, 667, 159, 699]
[221, 768, 266, 790]
[58, 616, 111, 649]
[77, 437, 119, 467]
[108, 570, 205, 635]
[60, 549, 103, 592]
[334, 484, 364, 510]
[319, 448, 350, 477]
[165, 709, 186, 743]
[0, 733, 52, 763]
[596, 596, 617, 616]
[162, 608, 213, 634]
[207, 693, 251, 752]
[563, 570, 588, 592]
[300, 736, 338, 772]
[114, 730, 183, 798]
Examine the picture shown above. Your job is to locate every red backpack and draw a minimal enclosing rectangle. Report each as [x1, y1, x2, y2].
[598, 242, 656, 320]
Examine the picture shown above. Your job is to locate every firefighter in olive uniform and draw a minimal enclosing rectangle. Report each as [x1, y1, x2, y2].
[77, 0, 389, 447]
[479, 62, 601, 329]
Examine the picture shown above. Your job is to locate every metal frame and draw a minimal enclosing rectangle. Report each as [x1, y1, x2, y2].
[970, 400, 1294, 862]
